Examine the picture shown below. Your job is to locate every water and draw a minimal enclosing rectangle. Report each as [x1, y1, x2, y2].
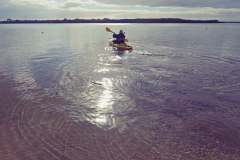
[0, 23, 240, 159]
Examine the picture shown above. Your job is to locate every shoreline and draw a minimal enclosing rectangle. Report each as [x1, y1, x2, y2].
[2, 18, 238, 24]
[1, 22, 239, 24]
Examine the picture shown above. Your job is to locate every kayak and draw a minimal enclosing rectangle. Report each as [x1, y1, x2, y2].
[109, 41, 133, 51]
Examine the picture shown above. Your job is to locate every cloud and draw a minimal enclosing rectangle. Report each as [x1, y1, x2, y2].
[0, 0, 239, 21]
[63, 2, 81, 9]
[98, 0, 240, 8]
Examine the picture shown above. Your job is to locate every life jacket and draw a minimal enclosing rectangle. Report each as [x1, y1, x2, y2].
[113, 33, 125, 44]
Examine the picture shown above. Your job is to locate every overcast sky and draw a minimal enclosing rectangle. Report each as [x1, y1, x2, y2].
[0, 0, 240, 21]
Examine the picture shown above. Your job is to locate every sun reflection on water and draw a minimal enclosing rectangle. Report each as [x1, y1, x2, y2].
[93, 77, 116, 128]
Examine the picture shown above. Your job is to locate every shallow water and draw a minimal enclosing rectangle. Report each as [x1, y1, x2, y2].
[0, 23, 240, 160]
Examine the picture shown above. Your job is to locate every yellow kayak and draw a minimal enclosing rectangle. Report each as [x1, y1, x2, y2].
[109, 42, 133, 51]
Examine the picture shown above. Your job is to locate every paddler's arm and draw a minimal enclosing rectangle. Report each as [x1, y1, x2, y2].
[113, 33, 118, 38]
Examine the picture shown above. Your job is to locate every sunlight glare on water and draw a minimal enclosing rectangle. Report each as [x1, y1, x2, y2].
[94, 78, 115, 128]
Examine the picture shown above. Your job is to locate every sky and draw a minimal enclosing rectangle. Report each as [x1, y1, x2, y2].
[0, 0, 240, 21]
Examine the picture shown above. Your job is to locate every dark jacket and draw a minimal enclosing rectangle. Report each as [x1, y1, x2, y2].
[113, 33, 125, 44]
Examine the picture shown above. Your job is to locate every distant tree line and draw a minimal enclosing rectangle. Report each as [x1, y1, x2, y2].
[0, 18, 222, 24]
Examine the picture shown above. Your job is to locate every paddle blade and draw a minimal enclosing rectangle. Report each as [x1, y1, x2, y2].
[106, 27, 113, 33]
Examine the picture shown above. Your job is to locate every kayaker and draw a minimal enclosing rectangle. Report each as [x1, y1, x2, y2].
[112, 30, 126, 44]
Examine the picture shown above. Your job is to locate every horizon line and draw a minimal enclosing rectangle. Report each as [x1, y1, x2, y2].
[0, 18, 239, 24]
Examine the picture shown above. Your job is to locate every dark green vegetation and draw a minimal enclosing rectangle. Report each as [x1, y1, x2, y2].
[0, 18, 223, 24]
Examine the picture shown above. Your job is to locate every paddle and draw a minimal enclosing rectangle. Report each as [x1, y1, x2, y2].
[106, 27, 115, 34]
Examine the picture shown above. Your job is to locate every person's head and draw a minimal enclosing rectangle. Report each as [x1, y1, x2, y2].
[120, 30, 124, 34]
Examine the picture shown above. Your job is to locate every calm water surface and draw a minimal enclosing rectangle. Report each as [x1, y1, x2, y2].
[0, 23, 240, 160]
